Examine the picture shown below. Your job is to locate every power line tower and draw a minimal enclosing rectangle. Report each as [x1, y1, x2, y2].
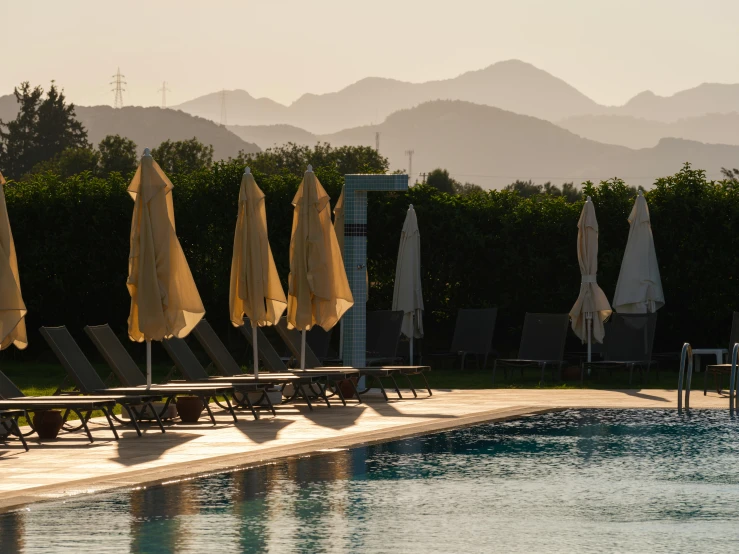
[110, 68, 126, 109]
[405, 149, 414, 183]
[375, 132, 380, 153]
[158, 81, 171, 108]
[219, 89, 227, 126]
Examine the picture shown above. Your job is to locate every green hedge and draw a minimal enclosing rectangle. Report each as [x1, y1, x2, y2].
[2, 162, 736, 362]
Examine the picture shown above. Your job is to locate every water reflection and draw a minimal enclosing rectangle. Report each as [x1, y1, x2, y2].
[3, 410, 739, 553]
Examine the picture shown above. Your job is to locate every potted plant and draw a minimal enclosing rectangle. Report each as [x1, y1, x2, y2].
[33, 409, 64, 439]
[175, 396, 204, 423]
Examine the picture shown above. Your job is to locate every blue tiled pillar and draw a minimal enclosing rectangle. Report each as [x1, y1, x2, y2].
[342, 174, 408, 368]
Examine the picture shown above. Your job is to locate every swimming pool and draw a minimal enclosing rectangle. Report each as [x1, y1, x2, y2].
[1, 409, 738, 553]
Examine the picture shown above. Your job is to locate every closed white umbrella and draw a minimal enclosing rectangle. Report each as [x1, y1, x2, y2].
[612, 191, 664, 313]
[569, 196, 612, 362]
[392, 204, 423, 364]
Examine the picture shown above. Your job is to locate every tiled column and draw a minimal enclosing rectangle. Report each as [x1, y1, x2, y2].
[342, 174, 408, 368]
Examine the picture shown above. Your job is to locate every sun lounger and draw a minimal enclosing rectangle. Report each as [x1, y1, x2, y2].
[427, 308, 498, 370]
[0, 410, 29, 451]
[582, 313, 658, 384]
[0, 369, 120, 442]
[83, 324, 249, 424]
[40, 326, 167, 434]
[493, 313, 569, 384]
[187, 320, 362, 408]
[366, 310, 405, 366]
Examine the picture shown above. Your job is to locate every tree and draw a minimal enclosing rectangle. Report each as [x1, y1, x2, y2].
[240, 142, 389, 176]
[0, 82, 88, 178]
[99, 135, 138, 176]
[453, 181, 485, 195]
[152, 138, 214, 174]
[426, 168, 458, 194]
[505, 179, 583, 202]
[29, 147, 100, 178]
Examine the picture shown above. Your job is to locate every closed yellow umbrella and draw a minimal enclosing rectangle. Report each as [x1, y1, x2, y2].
[230, 167, 287, 378]
[287, 166, 353, 369]
[0, 171, 27, 351]
[569, 196, 612, 362]
[127, 149, 205, 387]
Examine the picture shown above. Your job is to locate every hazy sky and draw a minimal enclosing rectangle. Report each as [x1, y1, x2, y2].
[2, 0, 737, 108]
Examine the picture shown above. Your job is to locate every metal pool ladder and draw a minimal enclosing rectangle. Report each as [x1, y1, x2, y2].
[729, 343, 739, 414]
[677, 343, 693, 413]
[681, 342, 739, 414]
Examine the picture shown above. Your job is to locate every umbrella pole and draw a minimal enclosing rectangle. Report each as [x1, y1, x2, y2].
[586, 314, 592, 364]
[301, 330, 306, 370]
[339, 319, 344, 362]
[146, 340, 152, 389]
[409, 312, 414, 365]
[253, 326, 259, 380]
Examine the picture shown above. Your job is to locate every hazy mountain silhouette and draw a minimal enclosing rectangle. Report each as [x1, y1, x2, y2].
[316, 101, 738, 188]
[616, 84, 739, 121]
[177, 61, 739, 144]
[560, 113, 739, 149]
[228, 124, 318, 148]
[174, 89, 290, 126]
[0, 95, 259, 160]
[175, 60, 601, 134]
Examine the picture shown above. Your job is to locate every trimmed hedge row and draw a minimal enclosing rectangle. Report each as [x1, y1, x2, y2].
[2, 162, 736, 362]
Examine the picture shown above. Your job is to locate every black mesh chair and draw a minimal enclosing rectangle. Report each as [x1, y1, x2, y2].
[366, 310, 404, 366]
[582, 313, 658, 385]
[428, 308, 498, 370]
[492, 313, 569, 384]
[703, 311, 739, 394]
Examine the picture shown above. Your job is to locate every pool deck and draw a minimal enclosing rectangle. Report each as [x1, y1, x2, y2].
[0, 388, 728, 511]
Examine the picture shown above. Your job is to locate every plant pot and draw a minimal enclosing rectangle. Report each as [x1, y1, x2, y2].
[561, 365, 581, 381]
[33, 409, 64, 440]
[338, 377, 359, 399]
[176, 396, 204, 423]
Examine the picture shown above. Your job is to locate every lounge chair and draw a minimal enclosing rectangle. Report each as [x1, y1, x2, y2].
[0, 369, 120, 442]
[0, 410, 29, 451]
[492, 313, 569, 384]
[428, 308, 498, 370]
[274, 317, 432, 400]
[162, 335, 341, 411]
[366, 310, 404, 366]
[83, 323, 248, 424]
[582, 313, 658, 384]
[702, 311, 739, 394]
[188, 319, 361, 408]
[40, 326, 167, 433]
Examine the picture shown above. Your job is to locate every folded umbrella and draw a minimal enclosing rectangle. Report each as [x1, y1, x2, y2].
[229, 167, 287, 378]
[612, 191, 664, 314]
[0, 171, 27, 351]
[127, 150, 205, 387]
[569, 196, 612, 362]
[287, 166, 353, 369]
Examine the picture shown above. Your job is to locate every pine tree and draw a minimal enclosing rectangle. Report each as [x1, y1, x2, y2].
[0, 82, 89, 178]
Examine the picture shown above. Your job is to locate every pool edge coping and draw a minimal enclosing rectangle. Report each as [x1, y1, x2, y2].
[0, 404, 557, 513]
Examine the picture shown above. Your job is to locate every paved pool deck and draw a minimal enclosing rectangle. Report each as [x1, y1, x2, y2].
[0, 388, 728, 511]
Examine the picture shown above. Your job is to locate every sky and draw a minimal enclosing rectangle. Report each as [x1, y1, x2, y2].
[1, 0, 737, 108]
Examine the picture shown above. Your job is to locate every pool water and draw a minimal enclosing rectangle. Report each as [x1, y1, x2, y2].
[2, 409, 739, 553]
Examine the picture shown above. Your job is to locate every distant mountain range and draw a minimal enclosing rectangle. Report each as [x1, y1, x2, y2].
[559, 113, 739, 149]
[175, 60, 601, 134]
[175, 60, 739, 138]
[0, 96, 260, 160]
[230, 100, 739, 188]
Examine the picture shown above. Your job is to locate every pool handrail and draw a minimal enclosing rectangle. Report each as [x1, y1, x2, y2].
[677, 342, 693, 413]
[729, 343, 739, 414]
